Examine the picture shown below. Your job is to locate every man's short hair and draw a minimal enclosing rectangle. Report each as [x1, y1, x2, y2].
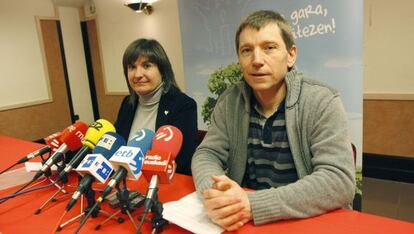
[235, 10, 295, 53]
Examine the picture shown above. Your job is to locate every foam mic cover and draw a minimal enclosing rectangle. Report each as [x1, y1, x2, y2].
[151, 125, 183, 160]
[60, 121, 89, 151]
[98, 129, 154, 202]
[32, 122, 89, 181]
[76, 132, 125, 182]
[44, 121, 88, 165]
[44, 132, 61, 146]
[82, 119, 116, 149]
[55, 119, 115, 183]
[43, 132, 62, 153]
[110, 129, 155, 180]
[93, 132, 126, 157]
[142, 125, 183, 184]
[66, 133, 125, 211]
[16, 132, 62, 164]
[141, 126, 183, 213]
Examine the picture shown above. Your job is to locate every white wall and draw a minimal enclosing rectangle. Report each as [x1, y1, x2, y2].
[0, 0, 55, 110]
[364, 0, 414, 97]
[94, 0, 185, 93]
[58, 6, 94, 123]
[1, 0, 413, 115]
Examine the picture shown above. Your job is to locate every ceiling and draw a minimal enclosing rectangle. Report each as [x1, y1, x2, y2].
[52, 0, 88, 7]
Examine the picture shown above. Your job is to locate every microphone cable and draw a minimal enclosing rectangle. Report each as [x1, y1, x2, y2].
[0, 162, 21, 176]
[0, 177, 39, 205]
[0, 181, 55, 203]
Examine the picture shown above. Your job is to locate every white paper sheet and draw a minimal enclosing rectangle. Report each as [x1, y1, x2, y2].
[163, 192, 224, 234]
[24, 162, 58, 172]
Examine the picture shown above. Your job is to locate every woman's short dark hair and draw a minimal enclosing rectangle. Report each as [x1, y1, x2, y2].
[122, 38, 179, 103]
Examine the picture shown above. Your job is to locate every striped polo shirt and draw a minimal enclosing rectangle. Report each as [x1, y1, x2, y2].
[242, 98, 298, 190]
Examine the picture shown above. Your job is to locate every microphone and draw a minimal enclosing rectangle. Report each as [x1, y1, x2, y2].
[20, 132, 62, 164]
[97, 129, 154, 202]
[65, 132, 125, 211]
[0, 122, 88, 205]
[0, 132, 62, 176]
[76, 130, 154, 234]
[31, 121, 88, 181]
[141, 125, 183, 213]
[43, 132, 63, 152]
[54, 119, 116, 183]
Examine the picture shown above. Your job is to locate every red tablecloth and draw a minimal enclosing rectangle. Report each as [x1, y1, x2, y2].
[1, 135, 413, 234]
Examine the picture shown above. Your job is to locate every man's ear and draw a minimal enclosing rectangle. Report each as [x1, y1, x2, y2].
[287, 45, 297, 69]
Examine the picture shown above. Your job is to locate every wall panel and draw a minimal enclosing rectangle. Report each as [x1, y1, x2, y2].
[363, 100, 414, 158]
[0, 20, 72, 141]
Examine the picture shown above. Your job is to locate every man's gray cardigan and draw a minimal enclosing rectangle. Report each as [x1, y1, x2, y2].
[191, 70, 356, 225]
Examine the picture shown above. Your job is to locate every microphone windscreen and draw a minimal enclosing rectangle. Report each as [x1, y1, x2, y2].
[82, 119, 116, 149]
[60, 121, 89, 151]
[127, 129, 155, 155]
[151, 125, 183, 159]
[93, 132, 126, 159]
[43, 132, 62, 152]
[44, 132, 61, 145]
[109, 128, 153, 181]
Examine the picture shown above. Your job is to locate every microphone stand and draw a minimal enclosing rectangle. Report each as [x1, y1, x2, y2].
[149, 193, 169, 234]
[136, 188, 168, 233]
[94, 178, 141, 231]
[34, 156, 70, 215]
[57, 176, 124, 232]
[0, 151, 66, 206]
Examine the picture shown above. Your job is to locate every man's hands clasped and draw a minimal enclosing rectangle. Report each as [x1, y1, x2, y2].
[202, 175, 252, 231]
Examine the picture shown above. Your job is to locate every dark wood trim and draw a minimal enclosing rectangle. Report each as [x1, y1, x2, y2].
[363, 153, 414, 183]
[81, 21, 100, 121]
[56, 21, 77, 123]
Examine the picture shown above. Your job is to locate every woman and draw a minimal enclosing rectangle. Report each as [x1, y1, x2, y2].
[115, 38, 197, 175]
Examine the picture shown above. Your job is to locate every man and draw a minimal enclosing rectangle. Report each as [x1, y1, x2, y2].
[191, 10, 355, 231]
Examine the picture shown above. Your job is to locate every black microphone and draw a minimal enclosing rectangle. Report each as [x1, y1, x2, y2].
[31, 122, 88, 181]
[0, 132, 61, 176]
[97, 129, 154, 202]
[0, 122, 88, 205]
[136, 126, 183, 234]
[141, 125, 182, 213]
[65, 132, 125, 211]
[75, 129, 154, 234]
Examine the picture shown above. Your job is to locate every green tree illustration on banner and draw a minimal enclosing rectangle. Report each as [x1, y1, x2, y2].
[202, 63, 243, 125]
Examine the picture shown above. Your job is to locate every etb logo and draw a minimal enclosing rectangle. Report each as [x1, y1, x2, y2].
[129, 152, 144, 175]
[113, 148, 135, 158]
[110, 146, 142, 180]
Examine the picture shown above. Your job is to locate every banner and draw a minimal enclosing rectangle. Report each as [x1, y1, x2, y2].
[178, 0, 363, 208]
